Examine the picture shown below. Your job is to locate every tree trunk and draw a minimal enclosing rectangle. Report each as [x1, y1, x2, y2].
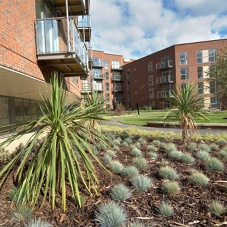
[182, 120, 187, 145]
[56, 141, 61, 191]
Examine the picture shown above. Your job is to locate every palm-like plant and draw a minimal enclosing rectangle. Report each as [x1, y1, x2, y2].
[0, 74, 108, 211]
[163, 82, 208, 145]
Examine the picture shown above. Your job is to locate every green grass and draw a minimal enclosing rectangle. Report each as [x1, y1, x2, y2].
[118, 111, 227, 126]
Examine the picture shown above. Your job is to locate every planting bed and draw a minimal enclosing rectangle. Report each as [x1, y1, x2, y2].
[1, 133, 227, 226]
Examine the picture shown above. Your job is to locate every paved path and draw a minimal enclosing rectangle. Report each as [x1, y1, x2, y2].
[103, 116, 227, 134]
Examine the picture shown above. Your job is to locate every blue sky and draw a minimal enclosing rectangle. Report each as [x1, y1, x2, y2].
[90, 0, 227, 59]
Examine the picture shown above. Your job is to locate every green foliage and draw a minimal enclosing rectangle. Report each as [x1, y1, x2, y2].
[159, 202, 173, 217]
[8, 186, 27, 203]
[14, 205, 32, 223]
[133, 134, 141, 141]
[159, 160, 169, 167]
[114, 146, 120, 151]
[96, 142, 107, 151]
[159, 167, 177, 180]
[138, 138, 146, 145]
[131, 148, 143, 157]
[122, 141, 128, 147]
[159, 142, 167, 149]
[133, 158, 147, 169]
[124, 138, 133, 144]
[113, 139, 121, 145]
[147, 145, 157, 152]
[75, 195, 86, 206]
[196, 151, 210, 161]
[205, 158, 224, 171]
[169, 151, 182, 160]
[131, 175, 153, 192]
[129, 221, 145, 227]
[180, 153, 194, 163]
[103, 154, 112, 164]
[111, 183, 131, 202]
[188, 142, 197, 151]
[165, 143, 177, 153]
[189, 172, 209, 186]
[152, 140, 160, 146]
[210, 201, 226, 217]
[218, 149, 227, 158]
[217, 139, 227, 145]
[129, 145, 136, 151]
[121, 166, 139, 178]
[149, 152, 158, 159]
[28, 219, 53, 227]
[162, 181, 180, 195]
[106, 150, 116, 157]
[119, 131, 130, 140]
[96, 201, 127, 227]
[135, 142, 141, 149]
[109, 161, 124, 173]
[198, 144, 211, 152]
[210, 143, 219, 151]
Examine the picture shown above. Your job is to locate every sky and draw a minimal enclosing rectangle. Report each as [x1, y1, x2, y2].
[90, 0, 227, 60]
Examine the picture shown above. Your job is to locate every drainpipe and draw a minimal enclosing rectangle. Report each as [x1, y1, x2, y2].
[66, 0, 70, 52]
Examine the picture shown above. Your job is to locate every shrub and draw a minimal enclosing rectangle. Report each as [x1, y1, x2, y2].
[159, 160, 169, 167]
[133, 134, 141, 141]
[124, 138, 133, 144]
[180, 153, 194, 164]
[188, 142, 197, 151]
[159, 142, 167, 149]
[116, 137, 122, 142]
[129, 145, 136, 151]
[121, 166, 139, 178]
[162, 181, 180, 195]
[119, 131, 130, 140]
[152, 140, 160, 146]
[103, 154, 112, 164]
[189, 172, 209, 186]
[159, 202, 173, 217]
[218, 150, 227, 159]
[114, 146, 120, 151]
[135, 142, 141, 149]
[133, 158, 147, 169]
[165, 143, 177, 153]
[14, 205, 32, 223]
[113, 139, 121, 145]
[96, 201, 127, 227]
[205, 158, 224, 171]
[217, 139, 227, 145]
[107, 133, 115, 140]
[198, 144, 211, 152]
[210, 143, 219, 151]
[96, 142, 107, 151]
[147, 145, 157, 152]
[131, 148, 143, 157]
[138, 139, 146, 145]
[109, 161, 124, 173]
[111, 183, 131, 202]
[28, 219, 53, 227]
[159, 167, 177, 180]
[210, 201, 226, 217]
[149, 152, 158, 159]
[169, 151, 182, 160]
[129, 221, 145, 227]
[8, 186, 27, 203]
[122, 142, 128, 147]
[196, 151, 210, 161]
[106, 150, 116, 157]
[131, 175, 153, 192]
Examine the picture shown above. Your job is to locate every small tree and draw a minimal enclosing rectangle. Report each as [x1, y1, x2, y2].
[163, 82, 208, 145]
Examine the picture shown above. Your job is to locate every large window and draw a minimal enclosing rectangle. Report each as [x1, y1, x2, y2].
[197, 66, 203, 79]
[148, 62, 153, 73]
[105, 71, 109, 80]
[106, 93, 110, 102]
[104, 60, 108, 69]
[180, 52, 188, 65]
[0, 97, 9, 127]
[126, 70, 129, 79]
[209, 81, 218, 94]
[210, 97, 219, 108]
[180, 67, 189, 80]
[198, 82, 204, 94]
[112, 61, 120, 69]
[148, 75, 153, 86]
[161, 55, 172, 62]
[92, 68, 102, 77]
[105, 82, 109, 91]
[93, 57, 102, 66]
[149, 88, 154, 99]
[197, 49, 217, 63]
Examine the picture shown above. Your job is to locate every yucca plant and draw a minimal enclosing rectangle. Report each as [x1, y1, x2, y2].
[163, 82, 208, 145]
[0, 74, 109, 211]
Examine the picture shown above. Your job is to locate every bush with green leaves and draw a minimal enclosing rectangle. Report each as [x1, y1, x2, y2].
[180, 153, 194, 163]
[147, 145, 157, 152]
[152, 140, 160, 146]
[149, 152, 158, 159]
[162, 181, 180, 195]
[198, 144, 211, 152]
[159, 142, 167, 149]
[159, 202, 173, 217]
[188, 142, 197, 151]
[96, 201, 127, 227]
[114, 146, 120, 151]
[113, 139, 121, 145]
[138, 139, 146, 145]
[107, 133, 115, 140]
[217, 139, 227, 145]
[159, 167, 177, 180]
[111, 183, 131, 202]
[14, 205, 32, 223]
[131, 175, 153, 192]
[103, 154, 112, 164]
[124, 138, 133, 144]
[121, 166, 139, 178]
[109, 161, 124, 173]
[205, 158, 224, 171]
[135, 142, 141, 149]
[210, 143, 219, 151]
[122, 141, 128, 147]
[133, 134, 141, 141]
[189, 172, 209, 186]
[106, 150, 116, 157]
[169, 151, 182, 160]
[119, 131, 129, 140]
[210, 201, 226, 217]
[129, 145, 136, 151]
[159, 160, 169, 167]
[131, 148, 143, 157]
[129, 221, 145, 227]
[96, 142, 107, 151]
[28, 219, 53, 227]
[196, 151, 210, 161]
[218, 149, 227, 158]
[133, 158, 147, 169]
[165, 143, 177, 153]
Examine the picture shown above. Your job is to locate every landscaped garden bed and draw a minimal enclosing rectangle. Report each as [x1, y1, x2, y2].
[1, 129, 227, 227]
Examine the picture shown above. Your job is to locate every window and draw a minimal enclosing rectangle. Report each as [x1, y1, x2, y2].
[104, 60, 108, 69]
[0, 97, 9, 126]
[197, 66, 203, 79]
[105, 71, 109, 80]
[71, 77, 78, 86]
[148, 62, 153, 73]
[149, 88, 154, 99]
[112, 61, 120, 69]
[181, 83, 188, 91]
[198, 82, 204, 94]
[197, 50, 202, 63]
[180, 52, 188, 65]
[150, 101, 153, 109]
[148, 75, 153, 86]
[106, 104, 110, 110]
[126, 70, 129, 79]
[93, 57, 102, 66]
[127, 92, 130, 102]
[197, 49, 217, 63]
[209, 49, 217, 62]
[92, 68, 102, 78]
[93, 81, 103, 91]
[127, 81, 130, 90]
[106, 93, 110, 102]
[180, 67, 189, 80]
[210, 97, 219, 108]
[161, 55, 172, 62]
[105, 82, 109, 91]
[209, 81, 218, 94]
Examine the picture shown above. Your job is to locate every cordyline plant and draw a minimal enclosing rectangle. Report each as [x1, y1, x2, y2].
[0, 74, 109, 211]
[163, 82, 209, 145]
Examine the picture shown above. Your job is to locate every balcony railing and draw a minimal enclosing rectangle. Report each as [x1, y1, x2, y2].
[78, 15, 91, 28]
[113, 87, 124, 92]
[92, 74, 105, 79]
[157, 91, 173, 98]
[112, 75, 124, 81]
[156, 75, 173, 84]
[111, 65, 123, 70]
[81, 82, 104, 92]
[93, 61, 104, 67]
[156, 60, 173, 70]
[114, 97, 125, 103]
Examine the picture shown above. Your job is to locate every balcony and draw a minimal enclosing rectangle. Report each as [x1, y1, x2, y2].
[114, 97, 125, 103]
[156, 60, 173, 70]
[93, 61, 104, 67]
[92, 74, 105, 79]
[35, 16, 89, 79]
[111, 65, 123, 71]
[156, 75, 173, 84]
[112, 87, 124, 92]
[157, 91, 173, 98]
[81, 82, 104, 92]
[112, 75, 124, 81]
[78, 15, 91, 42]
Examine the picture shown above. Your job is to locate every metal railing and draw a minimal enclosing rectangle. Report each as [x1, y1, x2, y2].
[156, 60, 173, 70]
[93, 61, 104, 67]
[114, 97, 125, 103]
[157, 91, 173, 98]
[156, 75, 173, 84]
[112, 75, 124, 81]
[78, 15, 91, 28]
[111, 65, 123, 70]
[92, 74, 105, 79]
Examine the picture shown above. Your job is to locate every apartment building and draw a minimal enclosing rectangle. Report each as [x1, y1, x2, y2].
[0, 0, 92, 129]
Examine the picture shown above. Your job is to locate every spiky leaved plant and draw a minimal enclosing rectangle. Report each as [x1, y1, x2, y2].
[163, 82, 208, 145]
[0, 73, 109, 211]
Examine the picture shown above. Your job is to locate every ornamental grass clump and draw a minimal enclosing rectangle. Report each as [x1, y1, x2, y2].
[180, 153, 194, 164]
[196, 151, 210, 161]
[129, 221, 145, 227]
[109, 161, 124, 173]
[124, 138, 133, 144]
[159, 202, 173, 217]
[103, 154, 112, 164]
[129, 145, 136, 151]
[169, 151, 182, 160]
[210, 201, 226, 217]
[96, 201, 127, 227]
[28, 219, 53, 227]
[119, 131, 129, 140]
[122, 141, 128, 147]
[121, 166, 139, 178]
[210, 143, 219, 151]
[149, 152, 158, 159]
[189, 172, 209, 186]
[159, 160, 169, 167]
[218, 149, 227, 158]
[133, 134, 141, 141]
[131, 148, 143, 157]
[159, 142, 167, 149]
[138, 139, 146, 145]
[147, 145, 157, 152]
[106, 150, 116, 158]
[135, 142, 141, 149]
[113, 139, 121, 145]
[162, 181, 180, 195]
[188, 142, 197, 151]
[159, 167, 177, 180]
[8, 186, 27, 203]
[165, 143, 177, 153]
[131, 175, 153, 192]
[114, 146, 120, 151]
[111, 183, 131, 202]
[205, 158, 224, 171]
[152, 140, 160, 146]
[133, 158, 147, 169]
[198, 144, 211, 152]
[14, 205, 32, 223]
[217, 139, 227, 145]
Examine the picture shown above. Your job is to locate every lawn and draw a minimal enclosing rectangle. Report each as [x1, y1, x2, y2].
[118, 111, 227, 126]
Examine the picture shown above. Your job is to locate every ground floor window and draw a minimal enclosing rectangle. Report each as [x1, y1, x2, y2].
[106, 104, 110, 111]
[163, 100, 171, 109]
[0, 97, 9, 127]
[210, 97, 219, 109]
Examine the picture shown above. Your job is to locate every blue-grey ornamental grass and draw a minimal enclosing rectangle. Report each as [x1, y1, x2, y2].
[189, 172, 209, 186]
[159, 160, 169, 167]
[210, 143, 219, 151]
[149, 152, 158, 159]
[147, 145, 157, 152]
[218, 150, 227, 159]
[131, 148, 143, 157]
[165, 143, 177, 153]
[133, 157, 147, 169]
[209, 201, 226, 217]
[103, 154, 112, 164]
[188, 142, 197, 151]
[169, 151, 182, 160]
[180, 153, 194, 164]
[106, 150, 116, 157]
[205, 158, 224, 171]
[196, 151, 210, 161]
[217, 139, 227, 145]
[198, 144, 211, 152]
[109, 161, 124, 173]
[152, 140, 160, 146]
[131, 175, 153, 192]
[111, 183, 131, 202]
[159, 202, 173, 217]
[159, 167, 177, 180]
[162, 181, 180, 195]
[121, 166, 139, 178]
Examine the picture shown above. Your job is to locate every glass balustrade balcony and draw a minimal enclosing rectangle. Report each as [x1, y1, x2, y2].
[156, 75, 173, 84]
[78, 15, 91, 42]
[156, 60, 173, 70]
[112, 75, 124, 81]
[111, 65, 123, 70]
[92, 74, 104, 79]
[93, 61, 104, 67]
[157, 91, 173, 98]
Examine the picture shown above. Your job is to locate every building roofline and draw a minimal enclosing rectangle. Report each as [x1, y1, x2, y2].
[93, 49, 123, 57]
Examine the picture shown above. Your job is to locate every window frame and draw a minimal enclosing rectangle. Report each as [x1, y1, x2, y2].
[180, 67, 189, 81]
[180, 52, 188, 65]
